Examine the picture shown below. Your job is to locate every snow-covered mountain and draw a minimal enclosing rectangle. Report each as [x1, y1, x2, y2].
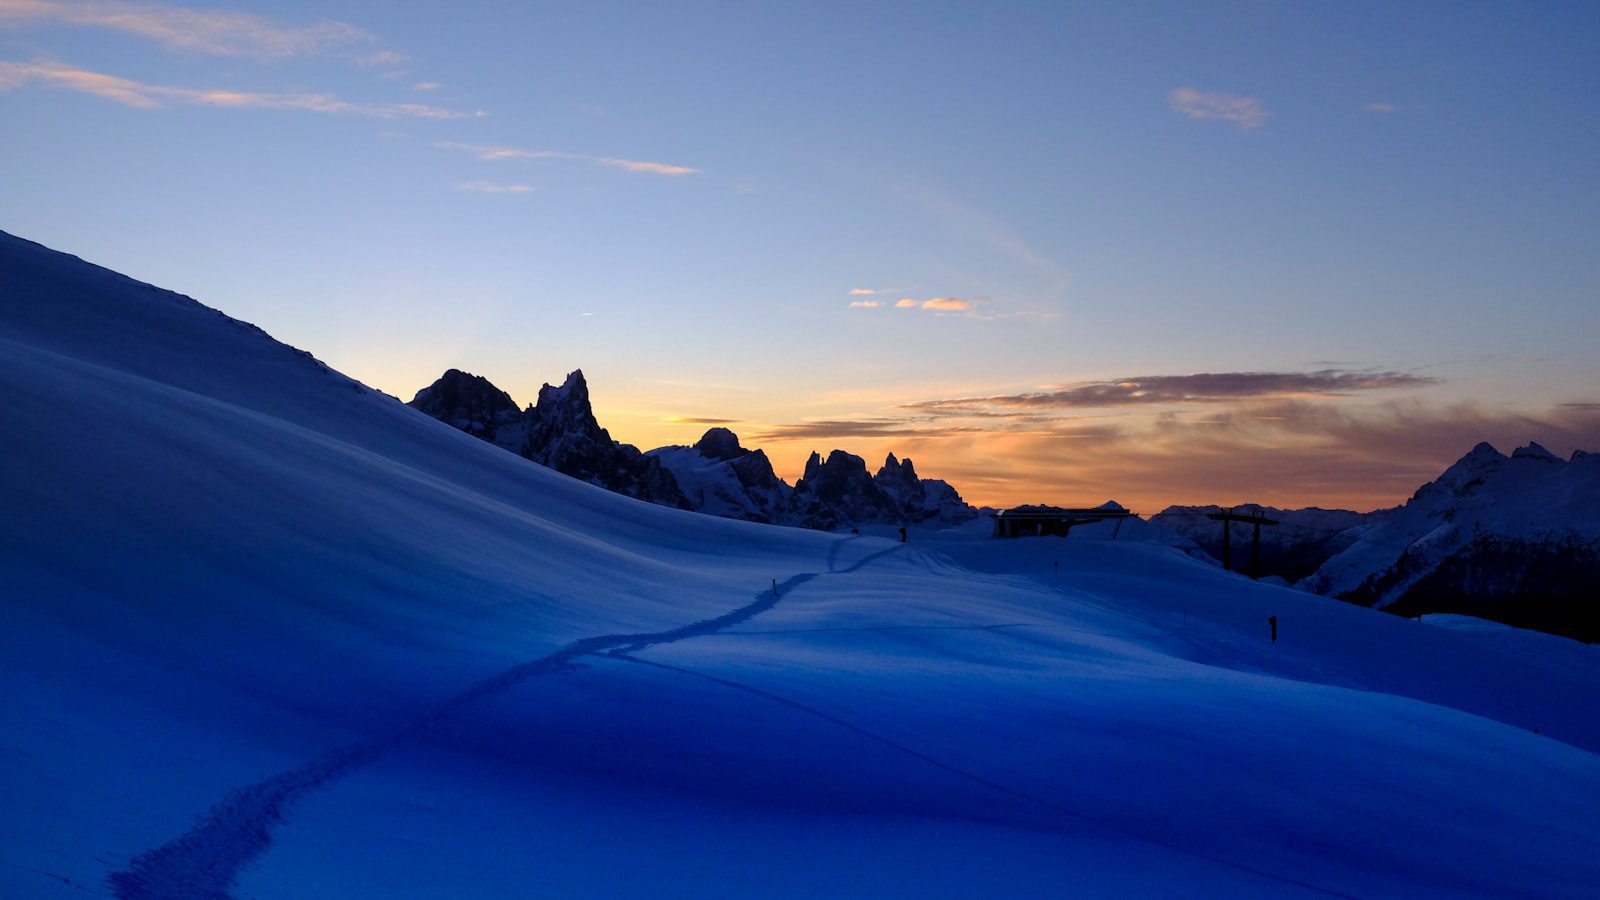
[4, 230, 1599, 899]
[411, 368, 689, 508]
[1302, 441, 1600, 640]
[1150, 504, 1378, 582]
[647, 427, 794, 524]
[413, 369, 978, 529]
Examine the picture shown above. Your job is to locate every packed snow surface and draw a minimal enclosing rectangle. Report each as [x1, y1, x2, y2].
[2, 230, 1598, 898]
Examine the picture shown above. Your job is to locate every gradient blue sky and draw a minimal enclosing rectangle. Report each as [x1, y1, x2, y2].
[4, 1, 1598, 508]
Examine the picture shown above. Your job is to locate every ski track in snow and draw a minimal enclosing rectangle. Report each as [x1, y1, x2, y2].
[109, 537, 899, 899]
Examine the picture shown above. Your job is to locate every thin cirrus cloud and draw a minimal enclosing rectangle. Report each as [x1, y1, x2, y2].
[0, 58, 479, 117]
[1363, 102, 1399, 113]
[598, 157, 699, 175]
[751, 419, 993, 441]
[436, 140, 700, 175]
[848, 300, 882, 308]
[1168, 87, 1270, 130]
[0, 0, 382, 60]
[902, 370, 1435, 414]
[458, 180, 531, 194]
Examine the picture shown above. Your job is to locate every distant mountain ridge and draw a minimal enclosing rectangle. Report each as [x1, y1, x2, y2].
[1299, 441, 1600, 641]
[1150, 504, 1378, 582]
[410, 368, 978, 529]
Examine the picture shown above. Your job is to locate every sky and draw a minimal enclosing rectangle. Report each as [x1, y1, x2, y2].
[3, 1, 1598, 511]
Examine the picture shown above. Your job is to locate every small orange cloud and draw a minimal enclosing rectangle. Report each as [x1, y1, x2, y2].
[895, 299, 918, 309]
[848, 288, 876, 295]
[922, 297, 969, 311]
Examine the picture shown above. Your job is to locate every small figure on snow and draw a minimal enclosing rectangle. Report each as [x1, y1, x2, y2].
[898, 526, 907, 543]
[1268, 615, 1278, 643]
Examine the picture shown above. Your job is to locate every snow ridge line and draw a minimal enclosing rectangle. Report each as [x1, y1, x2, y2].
[106, 543, 877, 899]
[608, 654, 1361, 900]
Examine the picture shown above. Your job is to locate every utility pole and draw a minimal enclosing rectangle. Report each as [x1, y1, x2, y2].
[1205, 508, 1280, 578]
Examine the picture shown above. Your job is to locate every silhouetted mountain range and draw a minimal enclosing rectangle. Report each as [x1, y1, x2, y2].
[409, 369, 978, 529]
[410, 369, 1597, 641]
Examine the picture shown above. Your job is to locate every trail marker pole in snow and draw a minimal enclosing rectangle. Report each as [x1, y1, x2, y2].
[1269, 615, 1277, 643]
[772, 578, 778, 598]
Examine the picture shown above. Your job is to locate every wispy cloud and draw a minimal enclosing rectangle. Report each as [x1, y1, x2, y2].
[0, 0, 379, 59]
[897, 184, 1068, 302]
[1169, 87, 1270, 130]
[1363, 102, 1398, 113]
[904, 370, 1435, 414]
[354, 49, 407, 67]
[894, 299, 919, 309]
[436, 140, 698, 175]
[435, 141, 574, 161]
[752, 419, 993, 441]
[459, 180, 531, 194]
[848, 287, 900, 296]
[848, 300, 882, 309]
[0, 59, 480, 117]
[597, 157, 699, 175]
[412, 81, 442, 92]
[922, 297, 969, 311]
[667, 417, 742, 425]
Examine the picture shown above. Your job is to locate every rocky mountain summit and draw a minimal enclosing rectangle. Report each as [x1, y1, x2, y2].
[411, 370, 978, 529]
[409, 369, 688, 508]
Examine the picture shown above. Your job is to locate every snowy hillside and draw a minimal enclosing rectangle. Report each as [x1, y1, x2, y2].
[3, 230, 1599, 899]
[1302, 442, 1600, 640]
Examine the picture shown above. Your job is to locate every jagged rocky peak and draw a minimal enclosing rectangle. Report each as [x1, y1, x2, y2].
[408, 368, 521, 443]
[534, 369, 597, 423]
[410, 368, 518, 417]
[410, 366, 689, 510]
[875, 452, 920, 486]
[694, 427, 748, 462]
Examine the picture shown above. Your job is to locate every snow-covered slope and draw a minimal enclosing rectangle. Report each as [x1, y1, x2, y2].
[1303, 442, 1600, 639]
[3, 230, 1599, 899]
